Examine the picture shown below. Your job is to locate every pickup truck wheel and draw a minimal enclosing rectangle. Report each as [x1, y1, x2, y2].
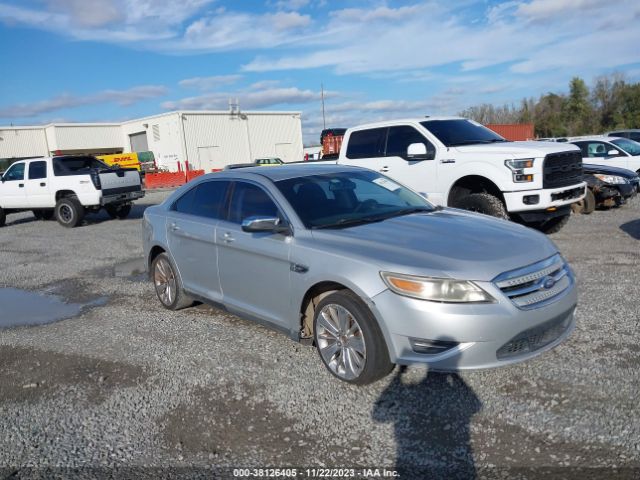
[313, 290, 394, 385]
[535, 214, 570, 234]
[454, 193, 510, 220]
[0, 207, 5, 227]
[582, 189, 596, 215]
[151, 253, 194, 310]
[55, 197, 84, 228]
[115, 204, 131, 219]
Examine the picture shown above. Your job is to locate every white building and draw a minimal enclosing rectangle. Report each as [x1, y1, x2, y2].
[0, 110, 303, 171]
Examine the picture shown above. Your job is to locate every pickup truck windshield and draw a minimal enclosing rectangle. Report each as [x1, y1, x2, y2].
[421, 119, 507, 147]
[275, 170, 435, 229]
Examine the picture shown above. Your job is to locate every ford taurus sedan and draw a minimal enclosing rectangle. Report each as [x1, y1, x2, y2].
[142, 165, 577, 384]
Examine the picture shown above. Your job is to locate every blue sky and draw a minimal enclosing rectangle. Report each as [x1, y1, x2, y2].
[1, 0, 639, 144]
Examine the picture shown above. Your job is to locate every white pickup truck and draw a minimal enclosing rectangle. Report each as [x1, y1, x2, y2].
[0, 155, 144, 228]
[315, 117, 586, 233]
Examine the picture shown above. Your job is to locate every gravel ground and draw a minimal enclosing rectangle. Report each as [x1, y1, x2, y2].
[0, 192, 638, 479]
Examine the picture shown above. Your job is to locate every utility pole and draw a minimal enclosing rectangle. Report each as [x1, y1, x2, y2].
[321, 83, 326, 130]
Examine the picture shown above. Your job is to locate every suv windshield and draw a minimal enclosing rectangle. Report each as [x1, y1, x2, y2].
[421, 119, 507, 147]
[610, 138, 640, 156]
[275, 170, 435, 229]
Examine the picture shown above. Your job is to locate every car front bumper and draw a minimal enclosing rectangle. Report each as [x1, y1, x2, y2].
[504, 183, 586, 213]
[369, 278, 577, 370]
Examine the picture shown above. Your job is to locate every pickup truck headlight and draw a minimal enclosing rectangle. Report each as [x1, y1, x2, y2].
[381, 272, 495, 303]
[593, 174, 628, 185]
[505, 158, 535, 183]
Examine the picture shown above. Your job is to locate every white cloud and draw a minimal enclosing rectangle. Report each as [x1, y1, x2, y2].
[0, 85, 168, 118]
[179, 75, 243, 90]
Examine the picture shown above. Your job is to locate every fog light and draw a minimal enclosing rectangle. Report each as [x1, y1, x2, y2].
[523, 195, 539, 205]
[410, 338, 459, 355]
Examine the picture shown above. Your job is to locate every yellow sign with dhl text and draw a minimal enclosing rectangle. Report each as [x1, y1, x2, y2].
[96, 153, 141, 171]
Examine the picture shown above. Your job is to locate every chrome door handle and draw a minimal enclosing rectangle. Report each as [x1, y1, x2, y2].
[170, 223, 180, 232]
[223, 232, 234, 243]
[379, 166, 389, 173]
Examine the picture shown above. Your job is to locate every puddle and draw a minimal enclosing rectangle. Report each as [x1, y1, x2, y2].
[0, 288, 107, 328]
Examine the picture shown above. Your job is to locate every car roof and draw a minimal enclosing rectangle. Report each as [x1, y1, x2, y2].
[607, 129, 640, 133]
[349, 116, 464, 130]
[200, 164, 366, 182]
[566, 135, 618, 142]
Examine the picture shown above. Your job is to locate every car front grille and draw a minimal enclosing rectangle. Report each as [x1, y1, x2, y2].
[543, 151, 583, 189]
[493, 254, 572, 310]
[496, 309, 573, 360]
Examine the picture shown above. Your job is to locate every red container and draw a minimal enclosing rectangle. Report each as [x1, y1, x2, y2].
[485, 124, 535, 141]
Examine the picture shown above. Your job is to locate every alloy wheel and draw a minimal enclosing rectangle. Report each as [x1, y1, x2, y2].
[154, 257, 176, 306]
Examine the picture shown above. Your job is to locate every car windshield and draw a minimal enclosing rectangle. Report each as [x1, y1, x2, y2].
[610, 138, 640, 156]
[420, 119, 507, 147]
[274, 170, 435, 229]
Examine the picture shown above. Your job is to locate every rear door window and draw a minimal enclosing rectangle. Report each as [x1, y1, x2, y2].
[346, 128, 387, 159]
[28, 161, 47, 180]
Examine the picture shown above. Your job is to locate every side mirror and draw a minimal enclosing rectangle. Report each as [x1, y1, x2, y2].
[607, 149, 620, 157]
[407, 143, 435, 161]
[241, 216, 291, 235]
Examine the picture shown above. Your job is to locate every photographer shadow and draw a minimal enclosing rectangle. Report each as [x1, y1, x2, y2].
[373, 350, 481, 479]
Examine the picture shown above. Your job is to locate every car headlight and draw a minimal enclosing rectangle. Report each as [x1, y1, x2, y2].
[505, 158, 535, 183]
[381, 272, 495, 303]
[593, 174, 628, 185]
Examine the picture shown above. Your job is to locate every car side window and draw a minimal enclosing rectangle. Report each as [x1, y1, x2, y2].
[573, 142, 589, 157]
[190, 181, 231, 219]
[2, 163, 25, 181]
[28, 161, 47, 180]
[346, 128, 387, 159]
[586, 142, 608, 158]
[228, 182, 279, 224]
[386, 126, 433, 159]
[172, 186, 198, 214]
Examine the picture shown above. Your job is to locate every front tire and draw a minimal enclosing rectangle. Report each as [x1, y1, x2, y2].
[55, 197, 84, 228]
[313, 290, 393, 385]
[151, 253, 194, 310]
[534, 214, 570, 234]
[454, 193, 510, 220]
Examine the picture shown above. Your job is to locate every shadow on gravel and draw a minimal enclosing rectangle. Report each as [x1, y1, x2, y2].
[79, 203, 151, 226]
[373, 359, 481, 478]
[620, 219, 640, 240]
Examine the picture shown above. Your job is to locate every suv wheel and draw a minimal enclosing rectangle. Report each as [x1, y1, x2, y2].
[313, 290, 393, 385]
[55, 197, 84, 228]
[151, 253, 194, 310]
[454, 193, 510, 220]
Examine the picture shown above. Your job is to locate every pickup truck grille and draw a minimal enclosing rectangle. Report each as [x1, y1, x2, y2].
[542, 151, 583, 189]
[493, 254, 572, 310]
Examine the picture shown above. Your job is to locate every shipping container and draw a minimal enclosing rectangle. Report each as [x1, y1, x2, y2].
[485, 124, 535, 141]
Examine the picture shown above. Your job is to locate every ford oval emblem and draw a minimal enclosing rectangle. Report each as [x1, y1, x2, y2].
[543, 277, 556, 290]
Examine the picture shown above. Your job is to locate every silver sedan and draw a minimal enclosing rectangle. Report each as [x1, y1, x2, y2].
[142, 165, 577, 384]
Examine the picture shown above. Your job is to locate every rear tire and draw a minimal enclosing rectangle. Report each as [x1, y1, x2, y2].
[454, 193, 510, 220]
[55, 197, 84, 228]
[151, 253, 194, 310]
[582, 189, 596, 215]
[535, 214, 570, 234]
[0, 207, 5, 227]
[313, 290, 394, 385]
[106, 204, 132, 219]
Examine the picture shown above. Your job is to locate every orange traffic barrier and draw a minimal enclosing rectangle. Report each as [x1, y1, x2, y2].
[186, 169, 205, 182]
[144, 172, 186, 189]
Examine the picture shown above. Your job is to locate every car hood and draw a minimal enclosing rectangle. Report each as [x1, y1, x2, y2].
[583, 163, 638, 178]
[309, 209, 558, 282]
[453, 141, 579, 157]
